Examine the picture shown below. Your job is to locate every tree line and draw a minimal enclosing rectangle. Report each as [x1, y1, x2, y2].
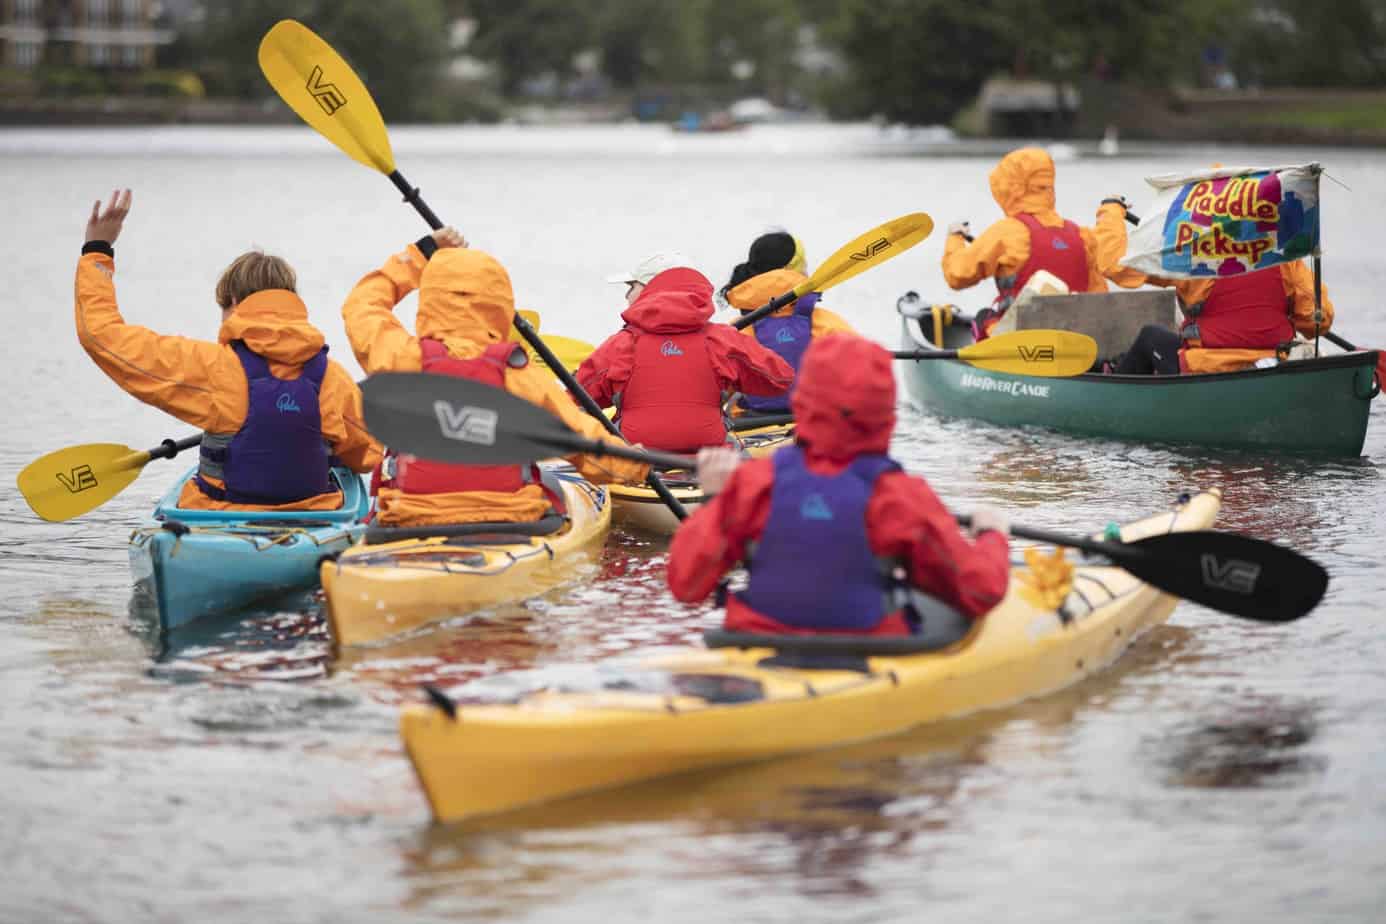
[164, 0, 1386, 123]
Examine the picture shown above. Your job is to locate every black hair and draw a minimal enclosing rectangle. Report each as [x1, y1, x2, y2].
[721, 231, 796, 297]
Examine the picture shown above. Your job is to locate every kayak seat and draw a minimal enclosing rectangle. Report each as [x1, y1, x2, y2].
[362, 513, 567, 546]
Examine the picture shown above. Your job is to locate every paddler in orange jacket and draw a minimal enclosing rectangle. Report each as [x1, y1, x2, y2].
[943, 147, 1128, 338]
[74, 189, 380, 511]
[668, 333, 1011, 638]
[720, 230, 855, 415]
[342, 229, 649, 527]
[1095, 198, 1335, 374]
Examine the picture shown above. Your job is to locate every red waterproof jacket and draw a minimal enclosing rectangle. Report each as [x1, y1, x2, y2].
[577, 268, 794, 452]
[667, 334, 1011, 632]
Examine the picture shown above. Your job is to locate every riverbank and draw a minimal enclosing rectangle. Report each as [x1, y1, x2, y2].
[4, 87, 1384, 147]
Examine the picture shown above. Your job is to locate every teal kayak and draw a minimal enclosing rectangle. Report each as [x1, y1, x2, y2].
[898, 306, 1378, 456]
[128, 467, 370, 634]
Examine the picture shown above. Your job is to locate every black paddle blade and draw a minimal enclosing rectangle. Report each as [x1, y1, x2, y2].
[1117, 530, 1328, 623]
[360, 372, 587, 465]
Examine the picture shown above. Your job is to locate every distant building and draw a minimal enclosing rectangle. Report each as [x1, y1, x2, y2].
[0, 0, 174, 71]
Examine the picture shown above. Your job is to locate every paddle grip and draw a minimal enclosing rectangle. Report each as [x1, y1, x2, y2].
[389, 169, 444, 231]
[151, 434, 203, 460]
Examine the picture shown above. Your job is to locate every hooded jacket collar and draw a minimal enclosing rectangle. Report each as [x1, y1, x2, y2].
[620, 267, 715, 333]
[218, 289, 325, 364]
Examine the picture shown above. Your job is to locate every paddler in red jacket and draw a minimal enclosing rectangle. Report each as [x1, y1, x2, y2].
[668, 333, 1011, 637]
[576, 251, 795, 453]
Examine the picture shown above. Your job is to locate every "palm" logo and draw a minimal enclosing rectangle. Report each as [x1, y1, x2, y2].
[56, 465, 98, 493]
[306, 66, 346, 116]
[1018, 345, 1056, 362]
[1200, 554, 1261, 594]
[850, 238, 891, 261]
[433, 401, 498, 445]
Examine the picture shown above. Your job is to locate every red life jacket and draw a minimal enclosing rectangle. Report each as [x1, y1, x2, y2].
[998, 213, 1091, 301]
[617, 329, 726, 452]
[394, 339, 541, 495]
[1182, 268, 1292, 349]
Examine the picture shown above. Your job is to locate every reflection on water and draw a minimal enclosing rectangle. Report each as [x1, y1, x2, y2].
[2, 129, 1385, 922]
[1158, 700, 1324, 789]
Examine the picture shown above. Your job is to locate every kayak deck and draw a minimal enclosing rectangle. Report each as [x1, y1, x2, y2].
[127, 466, 369, 634]
[608, 422, 794, 535]
[401, 490, 1220, 824]
[321, 471, 611, 646]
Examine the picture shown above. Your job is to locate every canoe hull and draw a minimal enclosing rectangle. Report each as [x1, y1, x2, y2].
[402, 491, 1220, 823]
[900, 317, 1376, 456]
[127, 467, 369, 634]
[321, 472, 611, 646]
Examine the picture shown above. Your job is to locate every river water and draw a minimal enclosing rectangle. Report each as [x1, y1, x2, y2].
[0, 124, 1383, 923]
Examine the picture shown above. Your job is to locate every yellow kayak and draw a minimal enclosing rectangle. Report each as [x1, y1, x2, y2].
[608, 422, 795, 535]
[321, 471, 610, 646]
[401, 490, 1220, 823]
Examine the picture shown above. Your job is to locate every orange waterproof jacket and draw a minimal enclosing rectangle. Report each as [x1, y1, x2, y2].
[724, 269, 857, 338]
[74, 249, 380, 511]
[342, 241, 649, 526]
[1095, 207, 1335, 373]
[942, 148, 1116, 295]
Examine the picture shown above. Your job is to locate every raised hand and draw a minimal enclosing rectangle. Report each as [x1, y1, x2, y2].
[85, 188, 132, 245]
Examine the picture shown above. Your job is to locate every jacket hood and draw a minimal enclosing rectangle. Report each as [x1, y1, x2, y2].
[791, 333, 895, 458]
[620, 267, 714, 333]
[989, 147, 1060, 223]
[218, 289, 325, 363]
[725, 268, 808, 313]
[416, 248, 516, 346]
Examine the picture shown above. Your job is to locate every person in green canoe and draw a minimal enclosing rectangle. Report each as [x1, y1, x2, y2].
[668, 332, 1011, 638]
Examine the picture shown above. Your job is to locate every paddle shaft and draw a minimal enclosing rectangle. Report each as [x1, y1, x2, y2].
[388, 169, 444, 230]
[378, 169, 692, 519]
[956, 516, 1129, 561]
[893, 349, 967, 361]
[732, 290, 797, 330]
[152, 434, 203, 461]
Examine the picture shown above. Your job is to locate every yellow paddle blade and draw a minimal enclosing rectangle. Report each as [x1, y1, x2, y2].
[794, 212, 935, 298]
[535, 334, 597, 372]
[956, 329, 1098, 377]
[16, 442, 151, 522]
[257, 20, 394, 175]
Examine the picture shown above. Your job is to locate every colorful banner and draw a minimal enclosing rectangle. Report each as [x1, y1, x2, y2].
[1120, 163, 1320, 279]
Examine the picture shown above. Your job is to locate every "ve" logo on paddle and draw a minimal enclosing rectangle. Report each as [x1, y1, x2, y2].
[1200, 554, 1261, 594]
[850, 238, 891, 261]
[434, 401, 498, 446]
[1018, 346, 1056, 362]
[56, 465, 98, 493]
[306, 65, 346, 116]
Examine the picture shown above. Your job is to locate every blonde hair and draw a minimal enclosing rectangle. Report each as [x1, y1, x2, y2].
[215, 251, 296, 310]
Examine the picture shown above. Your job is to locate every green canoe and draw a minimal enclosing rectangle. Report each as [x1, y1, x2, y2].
[898, 303, 1378, 457]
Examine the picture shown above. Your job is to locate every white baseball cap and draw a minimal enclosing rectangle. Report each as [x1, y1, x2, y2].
[605, 250, 694, 286]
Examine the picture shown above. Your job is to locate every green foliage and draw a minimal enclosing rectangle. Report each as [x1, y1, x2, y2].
[37, 67, 111, 97]
[193, 0, 448, 119]
[1219, 0, 1386, 88]
[830, 0, 1011, 124]
[467, 0, 594, 95]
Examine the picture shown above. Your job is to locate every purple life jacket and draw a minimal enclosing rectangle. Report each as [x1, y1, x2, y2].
[739, 293, 817, 414]
[736, 443, 901, 631]
[195, 341, 332, 504]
